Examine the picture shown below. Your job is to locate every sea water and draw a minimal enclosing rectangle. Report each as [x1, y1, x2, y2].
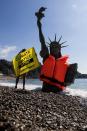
[0, 77, 87, 98]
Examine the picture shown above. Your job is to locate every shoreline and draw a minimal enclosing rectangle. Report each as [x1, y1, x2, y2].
[0, 86, 87, 130]
[0, 78, 87, 98]
[0, 75, 16, 80]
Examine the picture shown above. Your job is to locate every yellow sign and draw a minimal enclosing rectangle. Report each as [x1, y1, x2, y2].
[12, 47, 40, 76]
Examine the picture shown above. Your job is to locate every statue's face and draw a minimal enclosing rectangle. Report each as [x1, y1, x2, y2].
[50, 42, 61, 58]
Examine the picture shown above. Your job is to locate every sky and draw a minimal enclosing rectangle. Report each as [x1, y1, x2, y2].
[0, 0, 87, 74]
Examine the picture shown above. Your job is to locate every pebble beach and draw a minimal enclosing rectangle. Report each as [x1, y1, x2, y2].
[0, 86, 87, 131]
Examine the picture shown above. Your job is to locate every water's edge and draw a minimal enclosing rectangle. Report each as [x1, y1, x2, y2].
[0, 77, 87, 98]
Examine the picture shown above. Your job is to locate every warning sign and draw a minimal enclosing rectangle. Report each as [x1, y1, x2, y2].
[12, 47, 40, 76]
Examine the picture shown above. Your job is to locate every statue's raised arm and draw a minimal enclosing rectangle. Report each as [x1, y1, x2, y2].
[35, 7, 78, 93]
[35, 7, 49, 62]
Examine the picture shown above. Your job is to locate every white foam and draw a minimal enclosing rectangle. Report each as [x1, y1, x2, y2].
[0, 81, 42, 90]
[0, 79, 87, 98]
[65, 87, 87, 98]
[0, 82, 15, 88]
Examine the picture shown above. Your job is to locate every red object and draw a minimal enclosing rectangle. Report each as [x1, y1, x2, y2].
[40, 55, 69, 90]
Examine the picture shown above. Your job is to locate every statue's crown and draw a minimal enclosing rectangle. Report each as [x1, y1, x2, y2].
[47, 35, 68, 49]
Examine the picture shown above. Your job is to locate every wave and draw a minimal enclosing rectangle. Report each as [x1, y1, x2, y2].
[0, 81, 42, 91]
[0, 79, 87, 98]
[65, 87, 87, 98]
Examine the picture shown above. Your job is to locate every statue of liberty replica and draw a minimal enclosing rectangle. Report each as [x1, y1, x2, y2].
[35, 7, 77, 92]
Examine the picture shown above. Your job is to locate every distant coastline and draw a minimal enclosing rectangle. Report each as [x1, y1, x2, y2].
[75, 72, 87, 79]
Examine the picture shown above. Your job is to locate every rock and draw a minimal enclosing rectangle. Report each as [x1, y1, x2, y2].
[0, 86, 87, 130]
